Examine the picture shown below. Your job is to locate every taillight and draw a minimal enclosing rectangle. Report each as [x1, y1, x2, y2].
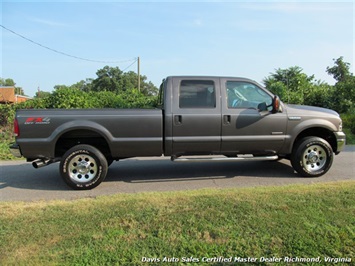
[14, 118, 19, 137]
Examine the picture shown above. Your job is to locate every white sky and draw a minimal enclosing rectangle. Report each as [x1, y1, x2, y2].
[1, 0, 354, 96]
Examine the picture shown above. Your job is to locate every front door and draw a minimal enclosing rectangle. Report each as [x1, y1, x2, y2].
[172, 77, 221, 155]
[221, 78, 287, 155]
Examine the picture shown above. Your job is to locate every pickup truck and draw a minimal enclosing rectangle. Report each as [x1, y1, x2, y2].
[10, 76, 346, 189]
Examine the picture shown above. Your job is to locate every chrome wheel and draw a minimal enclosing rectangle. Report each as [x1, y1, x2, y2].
[68, 154, 98, 183]
[60, 144, 108, 190]
[291, 137, 333, 177]
[302, 145, 327, 173]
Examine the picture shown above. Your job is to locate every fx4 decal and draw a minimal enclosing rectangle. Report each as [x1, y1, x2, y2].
[24, 117, 51, 125]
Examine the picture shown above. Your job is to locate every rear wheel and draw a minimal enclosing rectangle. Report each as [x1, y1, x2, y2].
[291, 137, 333, 177]
[60, 144, 108, 190]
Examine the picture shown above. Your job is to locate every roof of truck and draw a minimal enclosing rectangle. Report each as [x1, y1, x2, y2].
[163, 75, 261, 85]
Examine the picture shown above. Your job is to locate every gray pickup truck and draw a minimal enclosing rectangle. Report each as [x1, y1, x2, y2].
[10, 76, 346, 189]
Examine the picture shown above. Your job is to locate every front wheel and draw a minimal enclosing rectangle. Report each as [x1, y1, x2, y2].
[291, 137, 333, 177]
[60, 144, 108, 190]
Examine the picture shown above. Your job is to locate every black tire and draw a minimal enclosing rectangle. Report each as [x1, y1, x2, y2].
[291, 137, 333, 177]
[60, 144, 108, 190]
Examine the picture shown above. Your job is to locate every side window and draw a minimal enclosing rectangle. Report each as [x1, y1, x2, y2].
[179, 80, 216, 108]
[226, 81, 272, 110]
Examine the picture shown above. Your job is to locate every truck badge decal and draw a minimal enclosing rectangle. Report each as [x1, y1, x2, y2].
[25, 117, 51, 125]
[288, 116, 301, 121]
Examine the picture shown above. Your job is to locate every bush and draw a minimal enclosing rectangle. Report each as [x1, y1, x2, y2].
[119, 89, 158, 108]
[0, 104, 16, 127]
[303, 84, 334, 110]
[341, 111, 355, 134]
[18, 98, 49, 109]
[88, 91, 125, 108]
[41, 88, 158, 109]
[46, 87, 94, 109]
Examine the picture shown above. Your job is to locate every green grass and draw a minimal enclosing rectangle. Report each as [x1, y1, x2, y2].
[0, 182, 354, 265]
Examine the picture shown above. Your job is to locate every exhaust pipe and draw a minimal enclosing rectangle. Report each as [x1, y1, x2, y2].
[32, 159, 50, 169]
[32, 158, 59, 169]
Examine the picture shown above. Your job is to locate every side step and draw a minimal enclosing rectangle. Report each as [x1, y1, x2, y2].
[171, 155, 278, 163]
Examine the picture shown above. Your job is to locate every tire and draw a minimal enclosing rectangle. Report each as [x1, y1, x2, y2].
[60, 144, 108, 190]
[291, 137, 333, 177]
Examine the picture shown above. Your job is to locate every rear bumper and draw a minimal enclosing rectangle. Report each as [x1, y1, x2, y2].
[334, 131, 346, 154]
[9, 143, 22, 158]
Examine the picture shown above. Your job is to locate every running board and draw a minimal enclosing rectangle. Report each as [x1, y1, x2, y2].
[171, 155, 278, 163]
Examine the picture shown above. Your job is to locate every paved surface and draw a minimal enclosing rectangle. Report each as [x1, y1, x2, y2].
[1, 146, 354, 202]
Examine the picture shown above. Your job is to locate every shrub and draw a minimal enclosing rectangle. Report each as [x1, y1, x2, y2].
[46, 88, 94, 109]
[88, 91, 125, 108]
[341, 111, 355, 134]
[0, 104, 16, 127]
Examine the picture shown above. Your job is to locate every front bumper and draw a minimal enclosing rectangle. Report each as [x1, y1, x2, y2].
[334, 131, 346, 154]
[9, 143, 22, 158]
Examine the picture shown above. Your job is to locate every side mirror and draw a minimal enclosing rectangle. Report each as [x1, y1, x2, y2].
[257, 102, 267, 112]
[272, 95, 281, 113]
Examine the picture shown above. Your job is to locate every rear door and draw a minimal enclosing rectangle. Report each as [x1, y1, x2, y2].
[171, 77, 222, 155]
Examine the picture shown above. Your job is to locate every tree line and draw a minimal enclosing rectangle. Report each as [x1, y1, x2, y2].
[0, 67, 158, 128]
[264, 57, 354, 114]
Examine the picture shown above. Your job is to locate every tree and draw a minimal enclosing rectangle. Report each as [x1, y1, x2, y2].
[14, 87, 25, 96]
[34, 91, 51, 99]
[263, 66, 316, 105]
[53, 84, 70, 91]
[71, 79, 93, 92]
[119, 71, 158, 95]
[326, 57, 355, 113]
[92, 66, 123, 92]
[0, 78, 15, 86]
[142, 80, 159, 96]
[119, 71, 139, 92]
[89, 66, 158, 95]
[0, 77, 25, 95]
[326, 56, 352, 83]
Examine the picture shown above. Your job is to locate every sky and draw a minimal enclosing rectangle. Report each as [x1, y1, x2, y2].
[1, 0, 354, 97]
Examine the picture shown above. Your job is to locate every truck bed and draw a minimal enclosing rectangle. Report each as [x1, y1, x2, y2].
[16, 108, 163, 160]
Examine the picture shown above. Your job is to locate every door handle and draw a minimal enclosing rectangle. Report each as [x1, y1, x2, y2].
[174, 115, 182, 125]
[223, 115, 231, 124]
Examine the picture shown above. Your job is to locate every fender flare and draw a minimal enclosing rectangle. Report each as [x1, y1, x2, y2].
[48, 120, 114, 157]
[284, 118, 338, 154]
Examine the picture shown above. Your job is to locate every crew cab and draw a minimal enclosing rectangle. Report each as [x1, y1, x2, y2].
[10, 76, 346, 189]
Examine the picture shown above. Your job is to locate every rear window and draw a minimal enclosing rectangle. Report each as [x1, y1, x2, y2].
[179, 80, 216, 108]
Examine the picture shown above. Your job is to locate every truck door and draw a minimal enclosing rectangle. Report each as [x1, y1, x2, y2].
[220, 78, 287, 154]
[171, 77, 222, 155]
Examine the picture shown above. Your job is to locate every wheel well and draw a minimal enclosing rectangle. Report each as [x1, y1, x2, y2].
[293, 127, 337, 152]
[55, 130, 111, 159]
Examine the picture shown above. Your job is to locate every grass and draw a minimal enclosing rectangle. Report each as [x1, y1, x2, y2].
[0, 182, 354, 265]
